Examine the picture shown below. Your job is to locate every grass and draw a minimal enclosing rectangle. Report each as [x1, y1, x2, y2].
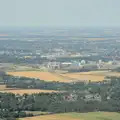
[19, 112, 120, 120]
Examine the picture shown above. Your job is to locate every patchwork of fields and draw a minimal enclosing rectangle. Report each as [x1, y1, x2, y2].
[7, 70, 120, 83]
[7, 71, 68, 82]
[19, 112, 120, 120]
[61, 73, 105, 82]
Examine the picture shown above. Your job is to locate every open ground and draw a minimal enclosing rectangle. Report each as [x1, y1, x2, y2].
[7, 70, 120, 83]
[0, 85, 58, 95]
[19, 112, 120, 120]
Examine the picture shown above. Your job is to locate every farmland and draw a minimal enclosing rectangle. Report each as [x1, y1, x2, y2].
[19, 112, 120, 120]
[0, 89, 58, 95]
[61, 71, 120, 82]
[7, 71, 69, 82]
[0, 85, 58, 95]
[7, 71, 107, 82]
[0, 85, 7, 90]
[61, 72, 105, 82]
[1, 24, 120, 119]
[7, 70, 120, 83]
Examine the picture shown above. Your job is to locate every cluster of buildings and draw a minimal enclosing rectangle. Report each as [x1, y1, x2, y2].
[63, 92, 102, 102]
[45, 59, 120, 72]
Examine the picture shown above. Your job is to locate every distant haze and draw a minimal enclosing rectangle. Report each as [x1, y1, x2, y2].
[0, 0, 120, 27]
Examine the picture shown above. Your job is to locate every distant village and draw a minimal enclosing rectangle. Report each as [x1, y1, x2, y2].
[1, 46, 120, 72]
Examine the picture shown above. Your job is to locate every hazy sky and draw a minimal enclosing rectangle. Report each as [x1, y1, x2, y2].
[0, 0, 120, 27]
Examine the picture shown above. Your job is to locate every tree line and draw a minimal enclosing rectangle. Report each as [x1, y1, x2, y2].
[0, 74, 120, 119]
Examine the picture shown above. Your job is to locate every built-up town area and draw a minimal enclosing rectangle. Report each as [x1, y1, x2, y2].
[0, 28, 120, 73]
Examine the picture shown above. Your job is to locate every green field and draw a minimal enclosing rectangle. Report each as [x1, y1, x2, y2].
[19, 112, 120, 120]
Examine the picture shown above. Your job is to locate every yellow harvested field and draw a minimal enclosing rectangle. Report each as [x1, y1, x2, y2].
[7, 71, 105, 82]
[0, 85, 17, 90]
[0, 85, 58, 95]
[7, 71, 70, 82]
[0, 89, 58, 95]
[20, 113, 81, 120]
[105, 72, 120, 77]
[0, 85, 7, 90]
[75, 71, 108, 75]
[19, 112, 120, 120]
[61, 71, 120, 82]
[7, 70, 120, 83]
[61, 73, 105, 82]
[60, 71, 108, 82]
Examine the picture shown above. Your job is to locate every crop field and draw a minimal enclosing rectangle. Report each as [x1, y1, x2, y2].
[7, 70, 120, 83]
[81, 70, 120, 76]
[0, 85, 58, 95]
[61, 73, 105, 82]
[7, 71, 106, 82]
[0, 85, 8, 90]
[61, 70, 120, 82]
[19, 112, 120, 120]
[0, 85, 19, 91]
[59, 70, 109, 82]
[0, 89, 58, 95]
[7, 71, 69, 82]
[0, 84, 21, 91]
[103, 72, 120, 77]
